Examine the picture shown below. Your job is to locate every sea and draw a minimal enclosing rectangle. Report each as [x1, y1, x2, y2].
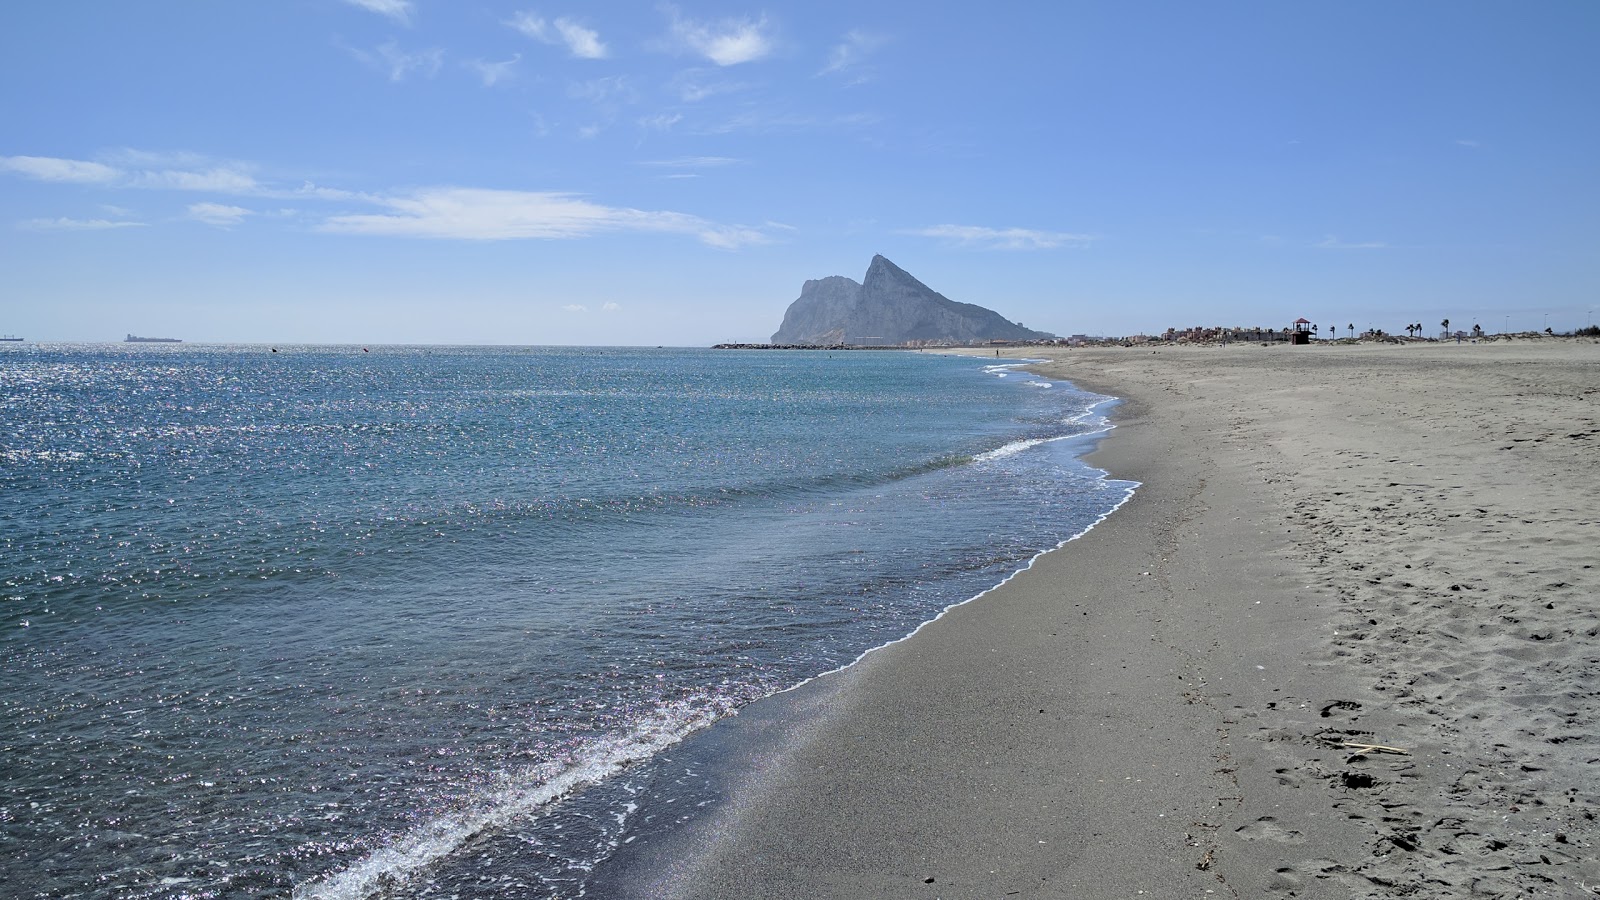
[0, 344, 1136, 899]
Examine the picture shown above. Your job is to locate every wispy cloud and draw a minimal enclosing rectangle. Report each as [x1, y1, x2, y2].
[1456, 138, 1481, 148]
[465, 55, 521, 87]
[819, 29, 887, 78]
[567, 75, 633, 104]
[638, 113, 683, 131]
[19, 216, 147, 231]
[188, 202, 252, 227]
[661, 6, 772, 66]
[907, 224, 1095, 250]
[507, 12, 609, 59]
[293, 181, 366, 201]
[562, 303, 588, 312]
[701, 110, 877, 136]
[351, 42, 443, 82]
[1, 152, 263, 195]
[668, 69, 748, 103]
[343, 0, 413, 25]
[317, 187, 768, 248]
[7, 151, 769, 248]
[1315, 235, 1387, 250]
[135, 167, 260, 193]
[637, 156, 743, 168]
[1, 155, 120, 183]
[555, 18, 607, 59]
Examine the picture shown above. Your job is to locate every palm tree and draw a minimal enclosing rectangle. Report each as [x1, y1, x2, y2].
[1441, 318, 1450, 337]
[1347, 322, 1354, 339]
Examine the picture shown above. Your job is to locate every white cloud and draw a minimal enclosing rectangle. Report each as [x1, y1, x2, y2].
[466, 55, 521, 87]
[343, 0, 412, 25]
[507, 12, 608, 58]
[696, 225, 767, 249]
[294, 181, 365, 201]
[820, 29, 886, 77]
[19, 216, 146, 231]
[908, 224, 1095, 250]
[136, 167, 260, 193]
[562, 303, 588, 312]
[662, 7, 772, 66]
[1456, 138, 1481, 148]
[317, 186, 767, 248]
[1, 152, 265, 195]
[555, 18, 607, 59]
[601, 302, 620, 311]
[1, 155, 120, 183]
[189, 202, 252, 227]
[1316, 235, 1387, 250]
[507, 11, 550, 41]
[352, 42, 443, 82]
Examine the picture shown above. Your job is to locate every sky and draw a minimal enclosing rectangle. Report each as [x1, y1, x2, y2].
[2, 1, 1597, 345]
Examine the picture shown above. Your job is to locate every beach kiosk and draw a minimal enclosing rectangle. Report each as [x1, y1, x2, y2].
[1290, 317, 1313, 345]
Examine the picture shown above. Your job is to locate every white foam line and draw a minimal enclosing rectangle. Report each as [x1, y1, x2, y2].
[972, 396, 1118, 464]
[971, 437, 1049, 462]
[292, 697, 736, 900]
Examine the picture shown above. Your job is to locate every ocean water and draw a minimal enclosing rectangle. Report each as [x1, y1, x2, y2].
[0, 344, 1134, 899]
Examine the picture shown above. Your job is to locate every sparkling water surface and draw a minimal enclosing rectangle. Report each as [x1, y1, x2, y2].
[1, 344, 1133, 898]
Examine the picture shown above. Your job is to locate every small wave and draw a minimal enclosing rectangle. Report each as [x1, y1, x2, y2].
[292, 695, 739, 900]
[971, 438, 1049, 463]
[1065, 396, 1119, 428]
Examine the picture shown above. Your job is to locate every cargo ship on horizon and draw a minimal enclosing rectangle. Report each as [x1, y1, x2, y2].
[125, 334, 182, 343]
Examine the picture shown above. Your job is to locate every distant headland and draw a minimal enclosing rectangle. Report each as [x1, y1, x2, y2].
[756, 255, 1057, 349]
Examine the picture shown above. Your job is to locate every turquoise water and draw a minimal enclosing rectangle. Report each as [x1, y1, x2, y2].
[0, 344, 1133, 898]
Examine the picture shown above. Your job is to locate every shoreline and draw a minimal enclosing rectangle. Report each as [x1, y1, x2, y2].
[600, 340, 1599, 897]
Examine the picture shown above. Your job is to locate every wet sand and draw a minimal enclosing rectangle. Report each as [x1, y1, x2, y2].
[627, 339, 1600, 898]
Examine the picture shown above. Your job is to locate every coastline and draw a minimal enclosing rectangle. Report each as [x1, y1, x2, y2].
[601, 340, 1599, 897]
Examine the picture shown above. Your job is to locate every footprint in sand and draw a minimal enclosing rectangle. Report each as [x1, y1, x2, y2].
[1235, 816, 1306, 843]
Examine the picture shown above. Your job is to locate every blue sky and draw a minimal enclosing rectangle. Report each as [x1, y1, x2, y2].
[2, 2, 1596, 344]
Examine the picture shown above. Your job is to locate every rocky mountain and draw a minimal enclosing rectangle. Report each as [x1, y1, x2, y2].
[770, 255, 1055, 345]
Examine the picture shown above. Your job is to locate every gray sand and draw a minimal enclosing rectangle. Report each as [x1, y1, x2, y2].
[640, 340, 1600, 898]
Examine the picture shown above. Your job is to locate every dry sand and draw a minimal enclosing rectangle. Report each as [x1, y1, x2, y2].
[632, 339, 1600, 898]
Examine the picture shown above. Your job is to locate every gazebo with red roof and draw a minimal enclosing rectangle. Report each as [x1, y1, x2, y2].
[1290, 317, 1313, 344]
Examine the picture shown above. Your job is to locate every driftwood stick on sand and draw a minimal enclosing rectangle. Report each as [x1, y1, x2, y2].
[1337, 741, 1411, 755]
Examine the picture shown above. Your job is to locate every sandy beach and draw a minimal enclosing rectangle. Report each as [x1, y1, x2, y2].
[612, 339, 1599, 898]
